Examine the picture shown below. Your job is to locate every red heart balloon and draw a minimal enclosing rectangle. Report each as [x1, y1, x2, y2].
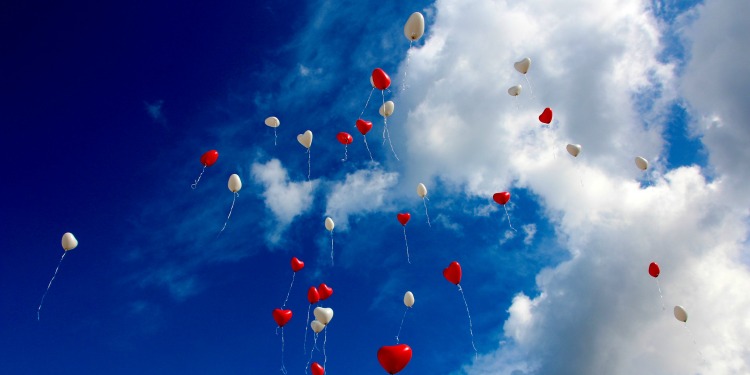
[337, 132, 353, 145]
[311, 362, 325, 375]
[356, 119, 373, 135]
[397, 213, 411, 226]
[377, 344, 412, 374]
[493, 192, 511, 205]
[648, 262, 660, 278]
[200, 150, 219, 167]
[290, 257, 305, 272]
[443, 261, 462, 285]
[538, 107, 553, 124]
[308, 286, 320, 304]
[272, 308, 293, 327]
[318, 283, 333, 300]
[371, 68, 391, 90]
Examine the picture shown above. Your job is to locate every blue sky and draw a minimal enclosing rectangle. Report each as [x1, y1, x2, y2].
[2, 0, 750, 374]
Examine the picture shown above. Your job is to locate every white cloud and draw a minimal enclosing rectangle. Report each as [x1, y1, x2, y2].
[252, 158, 316, 243]
[521, 224, 536, 246]
[324, 167, 399, 231]
[381, 0, 750, 373]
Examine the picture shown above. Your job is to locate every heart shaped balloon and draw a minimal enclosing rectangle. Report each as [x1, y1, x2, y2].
[648, 262, 660, 278]
[313, 307, 334, 325]
[397, 213, 411, 226]
[290, 257, 305, 272]
[311, 362, 325, 375]
[308, 286, 320, 304]
[318, 283, 333, 300]
[507, 85, 522, 97]
[538, 107, 553, 124]
[200, 150, 219, 167]
[371, 68, 391, 90]
[264, 116, 280, 128]
[514, 57, 531, 74]
[61, 232, 78, 251]
[337, 132, 353, 145]
[566, 144, 581, 157]
[272, 308, 293, 327]
[377, 344, 413, 374]
[311, 319, 325, 333]
[356, 119, 373, 135]
[297, 130, 313, 149]
[443, 261, 462, 285]
[493, 192, 511, 205]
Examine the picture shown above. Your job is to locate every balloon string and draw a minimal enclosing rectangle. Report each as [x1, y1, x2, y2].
[655, 278, 665, 311]
[279, 327, 287, 375]
[363, 135, 374, 161]
[523, 74, 535, 99]
[191, 165, 206, 189]
[384, 124, 400, 161]
[359, 88, 374, 120]
[503, 205, 517, 232]
[37, 251, 67, 320]
[458, 284, 479, 361]
[401, 40, 413, 92]
[395, 307, 409, 343]
[330, 231, 335, 266]
[403, 227, 411, 264]
[422, 197, 431, 227]
[307, 148, 311, 182]
[342, 144, 348, 162]
[323, 327, 328, 370]
[381, 91, 400, 161]
[282, 272, 295, 308]
[274, 127, 277, 146]
[684, 324, 704, 359]
[218, 192, 238, 237]
[304, 304, 311, 354]
[306, 333, 319, 372]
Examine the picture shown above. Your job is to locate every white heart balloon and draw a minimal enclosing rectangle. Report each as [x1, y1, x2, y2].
[325, 217, 335, 232]
[635, 156, 649, 171]
[228, 174, 242, 193]
[297, 130, 313, 149]
[507, 85, 522, 97]
[403, 12, 425, 42]
[61, 232, 78, 251]
[379, 101, 395, 118]
[264, 116, 280, 128]
[674, 305, 688, 323]
[566, 144, 581, 157]
[313, 307, 334, 325]
[514, 57, 531, 74]
[311, 320, 325, 333]
[416, 183, 427, 198]
[404, 291, 415, 308]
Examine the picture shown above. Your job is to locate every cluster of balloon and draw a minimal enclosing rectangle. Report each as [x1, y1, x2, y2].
[274, 257, 303, 374]
[514, 57, 534, 98]
[297, 130, 313, 181]
[397, 213, 412, 263]
[336, 132, 353, 161]
[37, 232, 79, 320]
[308, 304, 334, 373]
[401, 12, 425, 91]
[493, 192, 517, 232]
[324, 218, 335, 265]
[395, 291, 415, 343]
[377, 344, 413, 374]
[265, 116, 280, 146]
[191, 150, 218, 189]
[305, 283, 333, 367]
[356, 119, 375, 161]
[417, 183, 431, 227]
[379, 100, 399, 160]
[443, 261, 478, 359]
[218, 174, 242, 236]
[648, 262, 665, 310]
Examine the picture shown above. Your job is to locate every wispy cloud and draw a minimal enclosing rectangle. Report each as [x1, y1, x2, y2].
[144, 100, 166, 124]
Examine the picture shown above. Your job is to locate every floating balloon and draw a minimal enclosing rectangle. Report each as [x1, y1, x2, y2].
[674, 305, 688, 323]
[566, 144, 581, 157]
[635, 156, 649, 171]
[404, 12, 425, 41]
[318, 283, 333, 301]
[356, 119, 374, 161]
[493, 192, 516, 232]
[378, 99, 399, 160]
[539, 107, 553, 124]
[337, 132, 353, 161]
[507, 85, 522, 97]
[443, 261, 478, 359]
[38, 232, 79, 320]
[648, 262, 660, 278]
[379, 101, 395, 117]
[404, 291, 415, 308]
[311, 319, 325, 333]
[273, 308, 293, 374]
[397, 213, 412, 263]
[298, 130, 313, 181]
[281, 257, 304, 309]
[265, 116, 280, 145]
[218, 174, 242, 235]
[514, 57, 531, 74]
[308, 286, 320, 304]
[311, 362, 325, 375]
[372, 68, 391, 90]
[191, 150, 218, 189]
[377, 344, 413, 374]
[325, 217, 335, 265]
[313, 307, 334, 325]
[416, 183, 431, 227]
